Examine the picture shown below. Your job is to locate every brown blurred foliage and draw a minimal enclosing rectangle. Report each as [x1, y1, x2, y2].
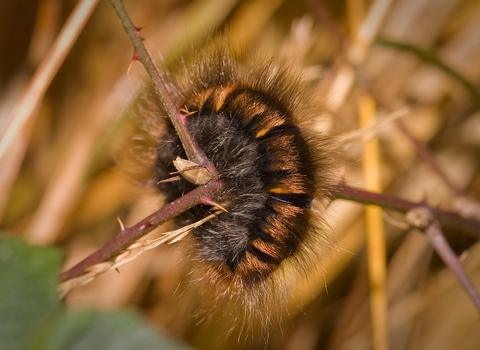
[1, 0, 480, 349]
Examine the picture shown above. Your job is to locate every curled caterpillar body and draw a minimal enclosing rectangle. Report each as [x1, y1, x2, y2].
[175, 85, 316, 284]
[129, 36, 331, 326]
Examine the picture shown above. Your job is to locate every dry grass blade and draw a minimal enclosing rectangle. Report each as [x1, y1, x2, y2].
[338, 106, 410, 146]
[0, 0, 99, 220]
[58, 212, 219, 298]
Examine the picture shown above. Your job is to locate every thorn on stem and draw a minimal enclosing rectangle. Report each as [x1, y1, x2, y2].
[117, 217, 126, 231]
[127, 51, 140, 74]
[133, 25, 144, 40]
[339, 168, 347, 184]
[201, 196, 228, 213]
[140, 222, 151, 230]
[157, 175, 182, 184]
[180, 107, 197, 117]
[420, 193, 429, 205]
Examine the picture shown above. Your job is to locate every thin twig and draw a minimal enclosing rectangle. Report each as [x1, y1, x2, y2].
[61, 179, 224, 281]
[61, 0, 229, 290]
[355, 0, 394, 59]
[330, 182, 480, 239]
[425, 222, 480, 313]
[405, 208, 480, 314]
[59, 212, 220, 297]
[109, 0, 218, 177]
[337, 107, 409, 146]
[396, 119, 465, 198]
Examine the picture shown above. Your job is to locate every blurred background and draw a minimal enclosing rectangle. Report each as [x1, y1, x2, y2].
[1, 0, 480, 349]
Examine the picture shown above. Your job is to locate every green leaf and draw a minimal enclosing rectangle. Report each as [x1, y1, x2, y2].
[0, 236, 192, 350]
[32, 310, 192, 350]
[0, 236, 61, 350]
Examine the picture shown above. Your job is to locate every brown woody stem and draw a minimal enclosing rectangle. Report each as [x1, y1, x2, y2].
[61, 180, 224, 281]
[424, 221, 480, 314]
[330, 182, 480, 239]
[109, 0, 218, 176]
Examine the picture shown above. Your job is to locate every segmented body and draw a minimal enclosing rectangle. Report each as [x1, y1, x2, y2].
[155, 82, 317, 286]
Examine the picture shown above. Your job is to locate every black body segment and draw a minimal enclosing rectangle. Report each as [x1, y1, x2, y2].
[154, 84, 317, 285]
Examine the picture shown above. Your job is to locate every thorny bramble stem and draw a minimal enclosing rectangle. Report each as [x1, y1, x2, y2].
[62, 179, 480, 282]
[330, 181, 480, 239]
[109, 0, 218, 177]
[63, 0, 227, 285]
[61, 180, 224, 281]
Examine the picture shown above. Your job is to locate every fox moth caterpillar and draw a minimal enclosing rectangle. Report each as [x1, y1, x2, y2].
[127, 34, 332, 331]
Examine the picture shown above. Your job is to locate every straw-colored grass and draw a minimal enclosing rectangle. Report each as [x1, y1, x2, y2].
[1, 0, 479, 349]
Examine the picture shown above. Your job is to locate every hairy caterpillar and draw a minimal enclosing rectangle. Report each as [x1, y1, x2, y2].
[127, 34, 332, 332]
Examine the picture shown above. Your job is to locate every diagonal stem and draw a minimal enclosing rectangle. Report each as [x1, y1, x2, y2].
[109, 0, 218, 177]
[0, 0, 100, 220]
[61, 179, 224, 281]
[396, 120, 465, 198]
[424, 221, 480, 314]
